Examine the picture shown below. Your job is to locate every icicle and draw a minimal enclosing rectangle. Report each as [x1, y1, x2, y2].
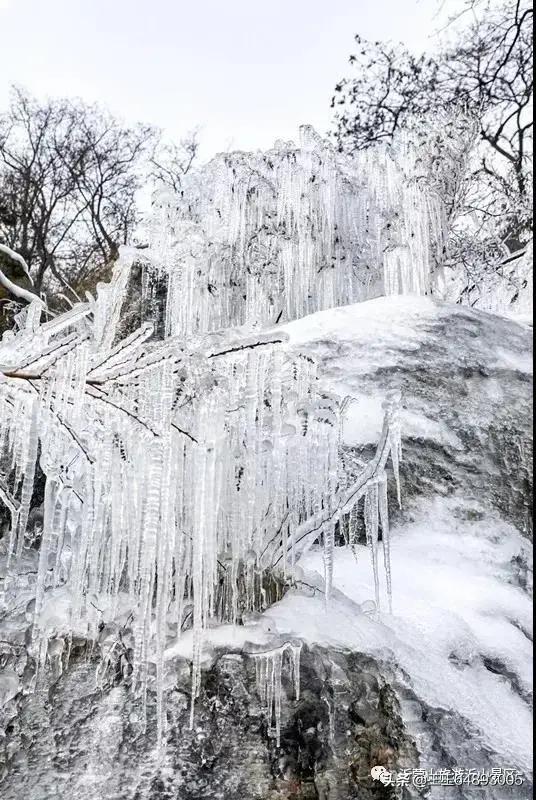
[322, 690, 336, 745]
[146, 128, 444, 336]
[290, 641, 301, 702]
[378, 471, 393, 614]
[384, 392, 403, 507]
[323, 522, 335, 607]
[0, 138, 407, 747]
[364, 482, 380, 611]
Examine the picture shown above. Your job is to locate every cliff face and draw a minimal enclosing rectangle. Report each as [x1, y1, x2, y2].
[1, 645, 420, 800]
[0, 297, 533, 799]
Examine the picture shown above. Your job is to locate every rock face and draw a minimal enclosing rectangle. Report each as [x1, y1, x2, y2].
[0, 297, 533, 799]
[1, 645, 422, 800]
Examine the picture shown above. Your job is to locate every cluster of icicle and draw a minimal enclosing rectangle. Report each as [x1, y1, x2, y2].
[0, 127, 412, 745]
[148, 125, 446, 336]
[251, 641, 302, 747]
[0, 246, 402, 746]
[262, 391, 402, 614]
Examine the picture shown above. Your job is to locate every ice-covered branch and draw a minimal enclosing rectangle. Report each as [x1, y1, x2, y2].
[267, 397, 401, 611]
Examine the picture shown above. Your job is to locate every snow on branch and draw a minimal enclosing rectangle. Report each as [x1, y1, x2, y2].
[0, 243, 32, 279]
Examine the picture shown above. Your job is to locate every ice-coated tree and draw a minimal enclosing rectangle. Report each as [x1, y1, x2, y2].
[332, 0, 533, 307]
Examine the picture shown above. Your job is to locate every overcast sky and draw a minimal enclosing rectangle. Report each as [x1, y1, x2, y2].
[0, 0, 445, 158]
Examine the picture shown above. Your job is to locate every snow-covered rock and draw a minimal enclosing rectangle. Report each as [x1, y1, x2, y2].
[282, 295, 533, 533]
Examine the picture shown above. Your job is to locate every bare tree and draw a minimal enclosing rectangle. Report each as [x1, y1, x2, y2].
[0, 87, 157, 299]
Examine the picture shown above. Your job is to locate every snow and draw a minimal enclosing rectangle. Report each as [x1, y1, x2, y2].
[280, 296, 440, 392]
[0, 243, 44, 306]
[165, 623, 273, 662]
[281, 297, 450, 449]
[282, 294, 440, 346]
[266, 495, 533, 773]
[493, 347, 533, 374]
[340, 393, 462, 449]
[281, 292, 534, 382]
[0, 264, 42, 306]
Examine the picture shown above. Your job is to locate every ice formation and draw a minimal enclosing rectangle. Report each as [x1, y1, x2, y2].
[0, 129, 409, 745]
[148, 126, 446, 335]
[251, 640, 302, 747]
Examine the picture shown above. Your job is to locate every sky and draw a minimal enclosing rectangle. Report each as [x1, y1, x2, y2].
[0, 0, 445, 159]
